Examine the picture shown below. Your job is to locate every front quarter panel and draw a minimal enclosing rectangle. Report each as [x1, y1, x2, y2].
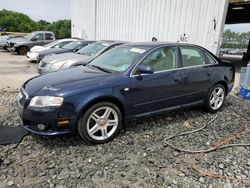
[59, 75, 131, 119]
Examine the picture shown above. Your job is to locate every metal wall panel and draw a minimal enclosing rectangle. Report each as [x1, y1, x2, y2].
[71, 0, 229, 54]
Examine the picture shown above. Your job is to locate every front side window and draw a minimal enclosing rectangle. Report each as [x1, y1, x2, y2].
[140, 47, 177, 72]
[33, 33, 44, 40]
[180, 47, 206, 67]
[205, 52, 217, 64]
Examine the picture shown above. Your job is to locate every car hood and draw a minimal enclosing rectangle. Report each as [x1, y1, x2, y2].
[42, 52, 94, 65]
[39, 48, 70, 56]
[23, 66, 112, 97]
[8, 37, 29, 43]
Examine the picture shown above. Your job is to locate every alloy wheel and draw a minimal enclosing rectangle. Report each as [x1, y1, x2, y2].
[209, 87, 225, 110]
[86, 106, 119, 141]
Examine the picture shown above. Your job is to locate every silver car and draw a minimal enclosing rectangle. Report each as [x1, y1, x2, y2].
[37, 40, 125, 74]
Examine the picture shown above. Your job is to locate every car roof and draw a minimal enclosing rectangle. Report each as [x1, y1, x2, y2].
[121, 42, 204, 49]
[98, 40, 127, 45]
[32, 31, 54, 34]
[66, 39, 96, 43]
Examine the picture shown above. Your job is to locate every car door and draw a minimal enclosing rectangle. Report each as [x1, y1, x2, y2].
[179, 46, 215, 106]
[128, 46, 184, 116]
[32, 33, 45, 46]
[44, 33, 54, 44]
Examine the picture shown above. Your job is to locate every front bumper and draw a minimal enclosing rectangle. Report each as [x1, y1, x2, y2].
[27, 51, 39, 61]
[17, 98, 77, 136]
[7, 47, 16, 52]
[24, 125, 72, 136]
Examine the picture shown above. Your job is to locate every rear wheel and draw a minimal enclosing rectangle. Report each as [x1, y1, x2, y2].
[77, 102, 122, 144]
[18, 46, 29, 55]
[205, 84, 226, 112]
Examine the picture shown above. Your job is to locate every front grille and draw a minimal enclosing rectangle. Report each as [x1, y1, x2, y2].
[9, 42, 15, 48]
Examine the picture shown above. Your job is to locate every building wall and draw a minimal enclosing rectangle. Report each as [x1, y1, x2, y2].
[71, 0, 229, 54]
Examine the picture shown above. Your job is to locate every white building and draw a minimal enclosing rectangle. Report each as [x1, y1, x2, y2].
[71, 0, 250, 55]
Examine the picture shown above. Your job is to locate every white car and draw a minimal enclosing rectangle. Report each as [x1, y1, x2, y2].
[26, 38, 79, 61]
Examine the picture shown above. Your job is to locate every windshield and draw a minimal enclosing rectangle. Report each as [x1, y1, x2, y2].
[77, 42, 109, 56]
[24, 33, 35, 40]
[62, 41, 81, 50]
[44, 40, 59, 47]
[89, 46, 147, 72]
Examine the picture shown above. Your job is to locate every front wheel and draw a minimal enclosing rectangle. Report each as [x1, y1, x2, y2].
[77, 102, 122, 144]
[205, 84, 226, 112]
[18, 46, 29, 55]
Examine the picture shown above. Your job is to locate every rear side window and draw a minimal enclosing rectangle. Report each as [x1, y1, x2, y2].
[45, 33, 53, 40]
[205, 52, 217, 64]
[180, 47, 206, 67]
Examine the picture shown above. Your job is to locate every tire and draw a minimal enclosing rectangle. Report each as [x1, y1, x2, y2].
[77, 102, 122, 144]
[205, 84, 226, 113]
[18, 46, 29, 55]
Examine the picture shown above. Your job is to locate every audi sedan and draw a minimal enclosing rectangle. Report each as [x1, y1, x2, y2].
[17, 42, 235, 144]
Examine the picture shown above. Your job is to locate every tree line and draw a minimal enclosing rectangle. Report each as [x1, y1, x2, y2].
[0, 9, 71, 39]
[221, 29, 250, 49]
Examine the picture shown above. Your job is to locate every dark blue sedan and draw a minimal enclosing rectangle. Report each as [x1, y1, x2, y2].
[17, 42, 235, 143]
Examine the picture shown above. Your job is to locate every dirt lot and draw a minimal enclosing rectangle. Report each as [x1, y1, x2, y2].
[0, 51, 249, 187]
[0, 51, 38, 90]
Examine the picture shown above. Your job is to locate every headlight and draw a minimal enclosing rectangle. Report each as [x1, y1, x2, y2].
[49, 60, 75, 70]
[29, 96, 63, 107]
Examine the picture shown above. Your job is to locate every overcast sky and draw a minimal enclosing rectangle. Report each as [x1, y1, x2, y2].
[0, 0, 71, 22]
[224, 24, 250, 33]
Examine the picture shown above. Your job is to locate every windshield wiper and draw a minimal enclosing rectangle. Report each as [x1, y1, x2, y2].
[91, 65, 113, 73]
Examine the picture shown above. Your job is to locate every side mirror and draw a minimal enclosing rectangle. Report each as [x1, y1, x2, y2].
[31, 37, 38, 41]
[136, 65, 154, 75]
[73, 48, 79, 52]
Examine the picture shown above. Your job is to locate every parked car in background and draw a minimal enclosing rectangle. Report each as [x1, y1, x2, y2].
[17, 42, 235, 144]
[27, 38, 80, 62]
[6, 31, 56, 55]
[37, 40, 125, 74]
[228, 48, 246, 56]
[0, 35, 23, 50]
[36, 40, 96, 63]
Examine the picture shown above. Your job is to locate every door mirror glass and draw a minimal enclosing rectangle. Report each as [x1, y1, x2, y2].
[137, 65, 154, 74]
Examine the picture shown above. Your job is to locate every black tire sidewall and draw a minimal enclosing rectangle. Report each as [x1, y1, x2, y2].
[19, 47, 29, 55]
[206, 84, 226, 113]
[77, 102, 122, 144]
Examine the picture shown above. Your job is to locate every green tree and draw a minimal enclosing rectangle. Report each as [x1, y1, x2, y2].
[0, 9, 71, 38]
[221, 29, 250, 49]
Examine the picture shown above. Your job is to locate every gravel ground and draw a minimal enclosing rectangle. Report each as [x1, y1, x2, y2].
[0, 88, 249, 188]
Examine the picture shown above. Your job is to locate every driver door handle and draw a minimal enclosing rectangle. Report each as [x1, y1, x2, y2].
[174, 76, 182, 83]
